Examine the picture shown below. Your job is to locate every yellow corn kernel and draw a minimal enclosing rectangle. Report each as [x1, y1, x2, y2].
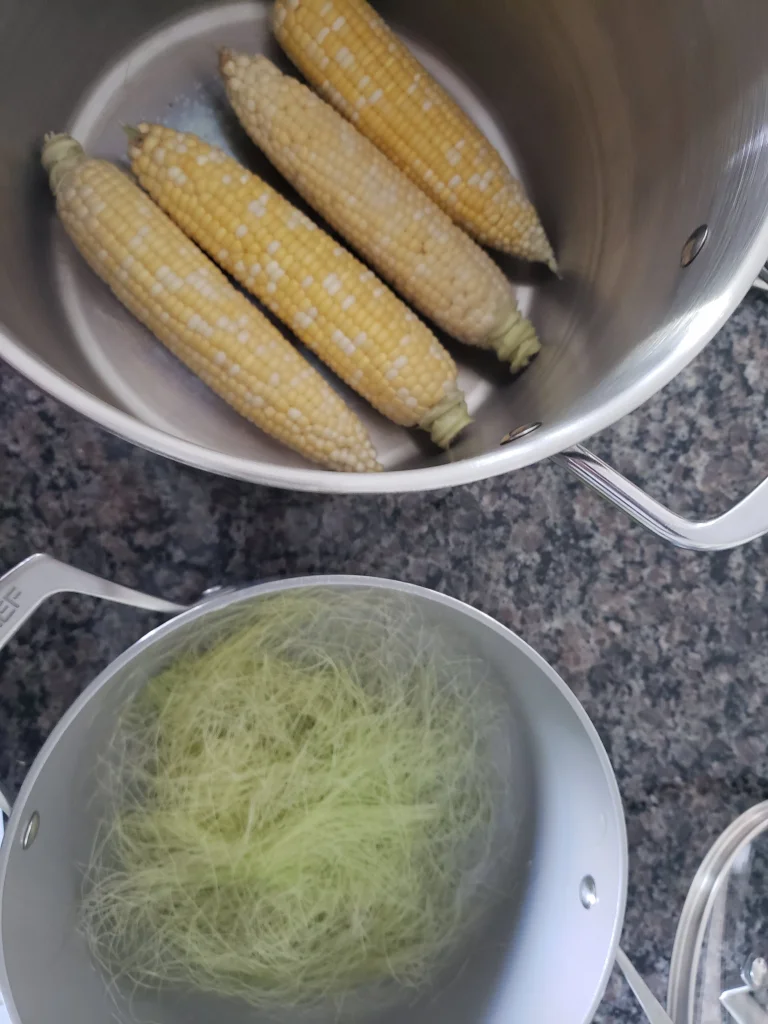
[272, 0, 556, 269]
[128, 123, 471, 447]
[220, 54, 540, 372]
[41, 133, 379, 473]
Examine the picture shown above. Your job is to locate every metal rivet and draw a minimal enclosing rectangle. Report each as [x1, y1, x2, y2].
[580, 875, 598, 909]
[200, 585, 235, 602]
[681, 225, 708, 267]
[500, 422, 542, 446]
[21, 811, 39, 850]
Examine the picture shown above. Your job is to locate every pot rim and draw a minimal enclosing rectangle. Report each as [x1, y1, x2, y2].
[0, 574, 628, 1024]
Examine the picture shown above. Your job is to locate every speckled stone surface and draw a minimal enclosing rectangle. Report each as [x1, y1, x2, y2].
[1, 291, 767, 1022]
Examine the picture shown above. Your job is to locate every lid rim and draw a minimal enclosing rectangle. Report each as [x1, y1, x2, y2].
[667, 801, 768, 1024]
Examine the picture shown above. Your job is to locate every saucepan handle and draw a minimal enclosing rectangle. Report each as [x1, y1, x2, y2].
[0, 791, 11, 1024]
[0, 557, 188, 1021]
[553, 445, 768, 552]
[616, 947, 675, 1024]
[0, 553, 187, 657]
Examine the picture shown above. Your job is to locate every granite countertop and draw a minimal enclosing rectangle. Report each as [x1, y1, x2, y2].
[1, 290, 767, 1022]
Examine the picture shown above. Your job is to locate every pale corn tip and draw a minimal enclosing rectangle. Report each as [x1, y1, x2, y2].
[41, 132, 87, 194]
[219, 47, 236, 77]
[272, 0, 556, 266]
[486, 304, 542, 370]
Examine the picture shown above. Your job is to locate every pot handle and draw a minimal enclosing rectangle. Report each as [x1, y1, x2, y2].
[552, 445, 768, 551]
[0, 553, 187, 657]
[551, 271, 768, 552]
[616, 947, 675, 1024]
[0, 558, 185, 1023]
[0, 791, 11, 1024]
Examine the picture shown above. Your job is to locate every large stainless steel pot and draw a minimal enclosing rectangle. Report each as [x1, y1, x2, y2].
[0, 553, 638, 1024]
[1, 0, 768, 549]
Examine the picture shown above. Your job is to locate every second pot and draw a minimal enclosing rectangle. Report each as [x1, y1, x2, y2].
[0, 554, 626, 1024]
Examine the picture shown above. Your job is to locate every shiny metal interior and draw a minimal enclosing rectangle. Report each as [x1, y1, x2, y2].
[0, 578, 626, 1024]
[1, 0, 767, 490]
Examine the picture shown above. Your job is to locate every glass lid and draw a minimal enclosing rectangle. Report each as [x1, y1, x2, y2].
[668, 802, 768, 1024]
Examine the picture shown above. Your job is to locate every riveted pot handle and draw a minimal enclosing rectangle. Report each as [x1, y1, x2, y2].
[616, 948, 675, 1024]
[0, 786, 11, 1024]
[553, 272, 768, 552]
[553, 445, 768, 551]
[0, 554, 187, 657]
[0, 559, 183, 1024]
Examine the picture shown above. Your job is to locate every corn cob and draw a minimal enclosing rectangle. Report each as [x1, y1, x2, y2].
[220, 53, 540, 372]
[271, 0, 556, 269]
[128, 123, 471, 447]
[41, 133, 379, 472]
